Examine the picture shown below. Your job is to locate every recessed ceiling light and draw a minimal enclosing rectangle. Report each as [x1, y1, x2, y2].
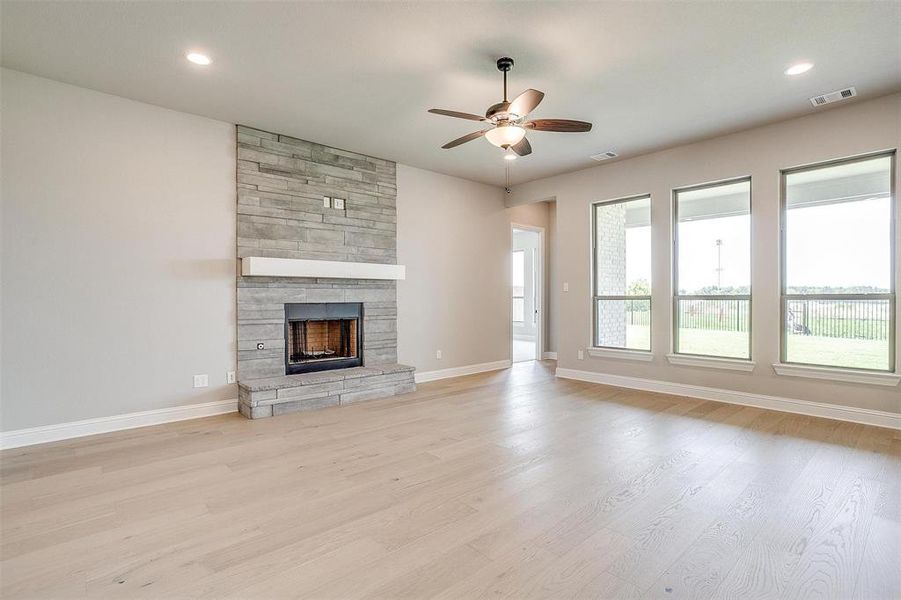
[785, 62, 813, 76]
[186, 52, 212, 66]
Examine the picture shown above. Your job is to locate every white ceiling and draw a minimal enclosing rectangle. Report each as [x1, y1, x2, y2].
[3, 1, 900, 186]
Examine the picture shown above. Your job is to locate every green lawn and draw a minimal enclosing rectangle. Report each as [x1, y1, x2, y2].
[677, 329, 750, 359]
[786, 334, 889, 371]
[624, 325, 889, 370]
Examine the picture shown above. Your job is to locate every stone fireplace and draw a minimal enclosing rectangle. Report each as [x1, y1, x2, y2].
[234, 125, 414, 419]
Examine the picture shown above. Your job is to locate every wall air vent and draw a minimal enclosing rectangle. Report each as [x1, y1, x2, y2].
[809, 87, 857, 107]
[590, 150, 619, 161]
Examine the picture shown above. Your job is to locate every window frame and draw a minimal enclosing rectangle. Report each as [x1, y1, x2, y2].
[590, 194, 653, 352]
[672, 176, 753, 360]
[779, 150, 897, 373]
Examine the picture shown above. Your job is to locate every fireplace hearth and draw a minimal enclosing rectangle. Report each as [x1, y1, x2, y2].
[285, 303, 363, 374]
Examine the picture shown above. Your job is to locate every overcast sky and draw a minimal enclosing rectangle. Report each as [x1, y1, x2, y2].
[624, 196, 890, 293]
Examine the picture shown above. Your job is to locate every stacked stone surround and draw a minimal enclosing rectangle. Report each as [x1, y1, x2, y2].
[235, 125, 414, 418]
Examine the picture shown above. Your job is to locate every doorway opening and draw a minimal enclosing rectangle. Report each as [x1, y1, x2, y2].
[512, 225, 543, 362]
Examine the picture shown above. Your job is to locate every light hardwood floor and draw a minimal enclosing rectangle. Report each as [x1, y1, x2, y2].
[1, 361, 899, 599]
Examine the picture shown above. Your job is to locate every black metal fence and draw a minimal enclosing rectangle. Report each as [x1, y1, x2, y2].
[786, 298, 890, 340]
[625, 299, 651, 326]
[624, 297, 891, 341]
[626, 298, 891, 340]
[674, 298, 749, 332]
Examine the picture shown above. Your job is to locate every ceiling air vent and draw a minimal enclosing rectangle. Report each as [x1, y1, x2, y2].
[809, 87, 857, 107]
[590, 150, 619, 161]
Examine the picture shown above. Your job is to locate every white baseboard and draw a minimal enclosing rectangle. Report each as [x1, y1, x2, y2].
[542, 352, 558, 360]
[555, 368, 901, 430]
[1, 399, 238, 450]
[415, 360, 512, 384]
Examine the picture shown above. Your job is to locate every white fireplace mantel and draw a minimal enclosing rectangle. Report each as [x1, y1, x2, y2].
[241, 256, 406, 280]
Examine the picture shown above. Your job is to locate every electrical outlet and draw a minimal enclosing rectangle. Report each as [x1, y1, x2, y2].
[333, 197, 345, 210]
[577, 350, 584, 360]
[563, 282, 569, 292]
[323, 196, 331, 208]
[226, 371, 236, 384]
[193, 374, 209, 388]
[436, 349, 442, 359]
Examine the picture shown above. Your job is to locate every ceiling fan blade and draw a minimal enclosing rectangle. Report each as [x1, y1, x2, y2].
[524, 119, 592, 132]
[428, 109, 488, 122]
[510, 137, 532, 157]
[441, 129, 489, 149]
[508, 89, 545, 118]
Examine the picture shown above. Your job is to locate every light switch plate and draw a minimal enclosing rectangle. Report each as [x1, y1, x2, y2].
[563, 282, 569, 292]
[333, 197, 345, 210]
[323, 196, 331, 208]
[226, 371, 236, 384]
[193, 374, 209, 388]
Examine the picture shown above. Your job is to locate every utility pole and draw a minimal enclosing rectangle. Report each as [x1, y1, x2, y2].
[715, 239, 723, 288]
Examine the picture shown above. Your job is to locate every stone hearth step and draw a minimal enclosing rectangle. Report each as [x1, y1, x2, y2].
[238, 364, 415, 419]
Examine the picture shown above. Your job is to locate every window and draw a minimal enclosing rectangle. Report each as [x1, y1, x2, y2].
[592, 195, 651, 350]
[781, 152, 895, 371]
[673, 179, 751, 359]
[512, 250, 525, 323]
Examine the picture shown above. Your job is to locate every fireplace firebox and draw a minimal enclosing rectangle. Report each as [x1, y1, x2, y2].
[284, 303, 363, 374]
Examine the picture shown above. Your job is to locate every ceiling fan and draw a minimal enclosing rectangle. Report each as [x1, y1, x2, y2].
[428, 57, 592, 159]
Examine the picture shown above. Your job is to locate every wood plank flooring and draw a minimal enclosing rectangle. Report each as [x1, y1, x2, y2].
[1, 361, 899, 599]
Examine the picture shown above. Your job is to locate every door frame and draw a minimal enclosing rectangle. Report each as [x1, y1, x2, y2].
[511, 223, 545, 362]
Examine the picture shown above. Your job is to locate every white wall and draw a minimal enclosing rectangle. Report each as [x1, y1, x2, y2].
[1, 69, 237, 431]
[396, 165, 552, 373]
[512, 92, 901, 415]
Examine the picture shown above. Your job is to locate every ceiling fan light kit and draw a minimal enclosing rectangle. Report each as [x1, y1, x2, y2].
[485, 124, 526, 148]
[428, 56, 592, 158]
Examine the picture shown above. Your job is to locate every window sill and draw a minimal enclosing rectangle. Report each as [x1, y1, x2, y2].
[772, 363, 900, 387]
[666, 354, 755, 372]
[587, 347, 654, 362]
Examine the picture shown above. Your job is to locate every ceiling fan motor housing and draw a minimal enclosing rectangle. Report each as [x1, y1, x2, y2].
[486, 101, 513, 121]
[496, 57, 514, 72]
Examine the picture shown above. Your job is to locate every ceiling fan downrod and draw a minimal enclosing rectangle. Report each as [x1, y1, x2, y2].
[497, 56, 514, 102]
